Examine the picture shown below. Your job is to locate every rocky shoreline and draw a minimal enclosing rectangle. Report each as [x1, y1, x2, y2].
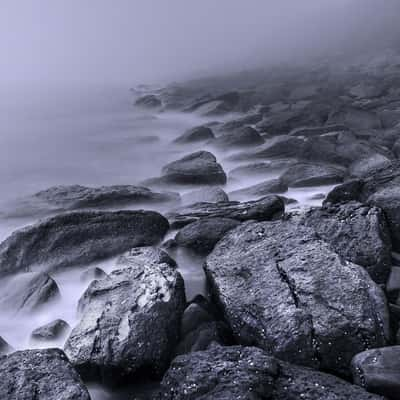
[2, 49, 400, 399]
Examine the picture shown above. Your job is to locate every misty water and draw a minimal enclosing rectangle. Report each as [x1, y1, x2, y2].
[0, 85, 333, 399]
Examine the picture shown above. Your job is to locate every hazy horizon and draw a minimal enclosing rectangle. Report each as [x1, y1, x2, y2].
[1, 1, 400, 87]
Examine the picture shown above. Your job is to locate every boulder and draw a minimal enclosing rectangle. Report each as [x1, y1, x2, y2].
[253, 135, 305, 159]
[0, 210, 169, 276]
[324, 179, 364, 205]
[228, 159, 296, 178]
[327, 107, 382, 130]
[173, 126, 215, 144]
[351, 346, 400, 399]
[175, 218, 240, 255]
[0, 337, 13, 356]
[0, 272, 60, 314]
[167, 195, 284, 229]
[211, 126, 264, 149]
[185, 92, 240, 116]
[134, 94, 162, 108]
[349, 154, 391, 178]
[204, 219, 389, 376]
[160, 345, 384, 400]
[6, 185, 179, 218]
[181, 187, 228, 205]
[219, 113, 263, 131]
[289, 124, 349, 137]
[148, 151, 227, 186]
[64, 249, 186, 384]
[229, 179, 288, 200]
[0, 348, 90, 400]
[280, 162, 345, 187]
[31, 319, 70, 342]
[302, 202, 392, 284]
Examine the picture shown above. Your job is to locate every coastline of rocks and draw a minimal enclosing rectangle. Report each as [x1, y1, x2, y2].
[3, 49, 400, 399]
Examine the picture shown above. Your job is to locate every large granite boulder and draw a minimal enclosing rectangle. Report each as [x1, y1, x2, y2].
[0, 272, 60, 314]
[0, 210, 169, 276]
[351, 346, 400, 399]
[160, 345, 384, 400]
[173, 126, 215, 144]
[204, 219, 389, 376]
[167, 195, 284, 229]
[146, 151, 226, 186]
[175, 218, 240, 255]
[302, 202, 392, 283]
[64, 248, 186, 384]
[0, 348, 90, 400]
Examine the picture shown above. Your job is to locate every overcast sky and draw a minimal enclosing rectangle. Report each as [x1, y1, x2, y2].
[1, 1, 399, 85]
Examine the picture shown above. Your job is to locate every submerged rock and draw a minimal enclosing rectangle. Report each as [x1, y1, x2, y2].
[79, 267, 107, 283]
[145, 151, 226, 186]
[175, 218, 240, 255]
[211, 126, 264, 149]
[0, 348, 90, 400]
[173, 126, 215, 144]
[280, 162, 345, 187]
[0, 210, 169, 276]
[160, 345, 384, 400]
[351, 346, 400, 399]
[204, 219, 389, 376]
[31, 319, 70, 343]
[0, 272, 60, 314]
[64, 249, 186, 384]
[135, 94, 162, 108]
[181, 187, 228, 205]
[303, 202, 392, 284]
[229, 179, 288, 200]
[167, 195, 284, 229]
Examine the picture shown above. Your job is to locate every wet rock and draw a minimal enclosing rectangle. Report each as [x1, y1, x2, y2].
[253, 135, 305, 159]
[393, 137, 400, 158]
[349, 154, 391, 178]
[351, 346, 400, 399]
[0, 348, 90, 400]
[228, 159, 296, 178]
[0, 272, 60, 314]
[135, 94, 162, 108]
[289, 124, 348, 137]
[167, 195, 284, 229]
[204, 219, 389, 376]
[324, 179, 364, 205]
[7, 185, 179, 218]
[281, 162, 345, 187]
[186, 92, 240, 116]
[0, 336, 13, 356]
[31, 319, 70, 342]
[0, 210, 169, 276]
[116, 246, 177, 268]
[180, 303, 214, 337]
[327, 107, 382, 129]
[349, 82, 385, 99]
[229, 179, 288, 200]
[211, 126, 264, 149]
[161, 345, 384, 400]
[173, 126, 215, 144]
[64, 250, 185, 384]
[175, 218, 240, 255]
[303, 202, 392, 283]
[289, 84, 320, 100]
[219, 113, 263, 131]
[181, 187, 228, 205]
[301, 132, 387, 166]
[80, 267, 107, 283]
[147, 151, 226, 186]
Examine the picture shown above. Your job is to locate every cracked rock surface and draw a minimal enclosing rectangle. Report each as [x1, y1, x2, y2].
[204, 219, 390, 376]
[64, 247, 186, 384]
[160, 345, 384, 400]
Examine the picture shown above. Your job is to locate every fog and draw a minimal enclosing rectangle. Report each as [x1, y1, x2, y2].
[1, 0, 400, 86]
